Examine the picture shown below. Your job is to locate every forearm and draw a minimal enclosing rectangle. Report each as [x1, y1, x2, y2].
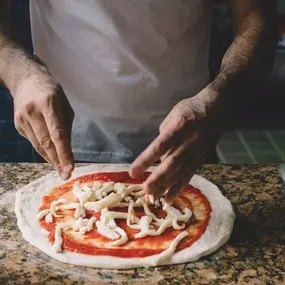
[0, 2, 42, 95]
[201, 1, 277, 121]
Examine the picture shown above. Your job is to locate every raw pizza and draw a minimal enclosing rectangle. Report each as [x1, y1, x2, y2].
[15, 164, 235, 269]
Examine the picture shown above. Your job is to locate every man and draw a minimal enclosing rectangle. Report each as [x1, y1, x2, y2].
[0, 1, 276, 203]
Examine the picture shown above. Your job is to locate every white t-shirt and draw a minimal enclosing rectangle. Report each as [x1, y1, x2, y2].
[30, 0, 211, 162]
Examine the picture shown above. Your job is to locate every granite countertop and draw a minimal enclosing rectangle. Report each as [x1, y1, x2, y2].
[1, 163, 285, 285]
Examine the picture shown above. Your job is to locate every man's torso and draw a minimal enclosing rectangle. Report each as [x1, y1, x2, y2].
[30, 0, 211, 162]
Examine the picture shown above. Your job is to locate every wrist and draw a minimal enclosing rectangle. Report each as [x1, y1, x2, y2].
[196, 83, 240, 129]
[0, 38, 47, 95]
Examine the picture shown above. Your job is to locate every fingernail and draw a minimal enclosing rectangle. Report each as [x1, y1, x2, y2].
[63, 164, 73, 173]
[130, 166, 143, 179]
[60, 171, 70, 180]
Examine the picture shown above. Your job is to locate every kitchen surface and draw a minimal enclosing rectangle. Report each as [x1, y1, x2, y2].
[1, 163, 285, 285]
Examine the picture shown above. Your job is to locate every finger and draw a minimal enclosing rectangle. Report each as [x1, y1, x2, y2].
[28, 114, 62, 173]
[43, 95, 74, 178]
[165, 175, 193, 205]
[165, 151, 205, 204]
[145, 136, 203, 200]
[144, 142, 188, 198]
[17, 119, 53, 165]
[130, 133, 179, 179]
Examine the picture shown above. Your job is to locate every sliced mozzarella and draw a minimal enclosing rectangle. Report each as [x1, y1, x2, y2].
[96, 220, 120, 240]
[160, 198, 192, 227]
[115, 183, 132, 198]
[95, 182, 114, 200]
[151, 231, 188, 266]
[80, 216, 96, 235]
[127, 201, 140, 229]
[82, 184, 94, 199]
[53, 224, 63, 252]
[45, 212, 53, 224]
[172, 219, 186, 230]
[133, 215, 153, 238]
[50, 199, 65, 217]
[135, 218, 172, 238]
[53, 223, 74, 253]
[109, 227, 128, 246]
[92, 181, 102, 191]
[60, 203, 79, 210]
[72, 217, 88, 231]
[127, 184, 143, 192]
[37, 209, 50, 220]
[132, 190, 145, 197]
[113, 182, 125, 192]
[140, 198, 163, 224]
[72, 216, 97, 234]
[124, 196, 132, 202]
[73, 181, 93, 205]
[105, 211, 129, 220]
[74, 203, 86, 219]
[84, 193, 121, 212]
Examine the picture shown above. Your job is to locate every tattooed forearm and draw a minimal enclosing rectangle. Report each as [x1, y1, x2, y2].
[0, 0, 41, 95]
[207, 0, 277, 113]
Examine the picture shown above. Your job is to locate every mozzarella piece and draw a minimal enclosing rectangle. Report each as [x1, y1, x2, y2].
[127, 184, 143, 192]
[45, 212, 53, 224]
[92, 181, 102, 191]
[135, 218, 172, 238]
[74, 203, 86, 219]
[72, 216, 97, 234]
[95, 182, 114, 200]
[127, 201, 140, 229]
[95, 208, 120, 240]
[140, 198, 163, 224]
[53, 223, 74, 253]
[96, 220, 120, 240]
[80, 216, 96, 234]
[133, 215, 153, 238]
[53, 224, 63, 253]
[124, 196, 132, 202]
[132, 190, 145, 197]
[73, 182, 92, 205]
[154, 199, 160, 208]
[105, 211, 129, 220]
[50, 199, 65, 218]
[37, 209, 50, 220]
[37, 199, 65, 222]
[60, 203, 79, 210]
[109, 227, 128, 246]
[160, 198, 192, 225]
[151, 231, 188, 266]
[113, 182, 125, 192]
[148, 195, 155, 204]
[172, 219, 186, 230]
[84, 193, 121, 212]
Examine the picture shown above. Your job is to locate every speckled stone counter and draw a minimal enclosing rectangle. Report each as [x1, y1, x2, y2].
[1, 164, 285, 285]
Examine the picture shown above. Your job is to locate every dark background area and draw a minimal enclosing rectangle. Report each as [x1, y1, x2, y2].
[0, 0, 285, 163]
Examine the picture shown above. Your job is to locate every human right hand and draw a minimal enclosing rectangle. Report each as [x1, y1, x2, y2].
[13, 67, 75, 180]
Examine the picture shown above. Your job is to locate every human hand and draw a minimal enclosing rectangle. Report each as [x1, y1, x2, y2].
[13, 67, 74, 180]
[130, 87, 226, 204]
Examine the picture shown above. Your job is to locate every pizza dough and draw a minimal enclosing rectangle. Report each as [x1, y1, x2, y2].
[15, 164, 235, 269]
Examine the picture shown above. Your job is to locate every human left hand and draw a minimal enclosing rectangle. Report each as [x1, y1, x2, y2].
[130, 87, 227, 204]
